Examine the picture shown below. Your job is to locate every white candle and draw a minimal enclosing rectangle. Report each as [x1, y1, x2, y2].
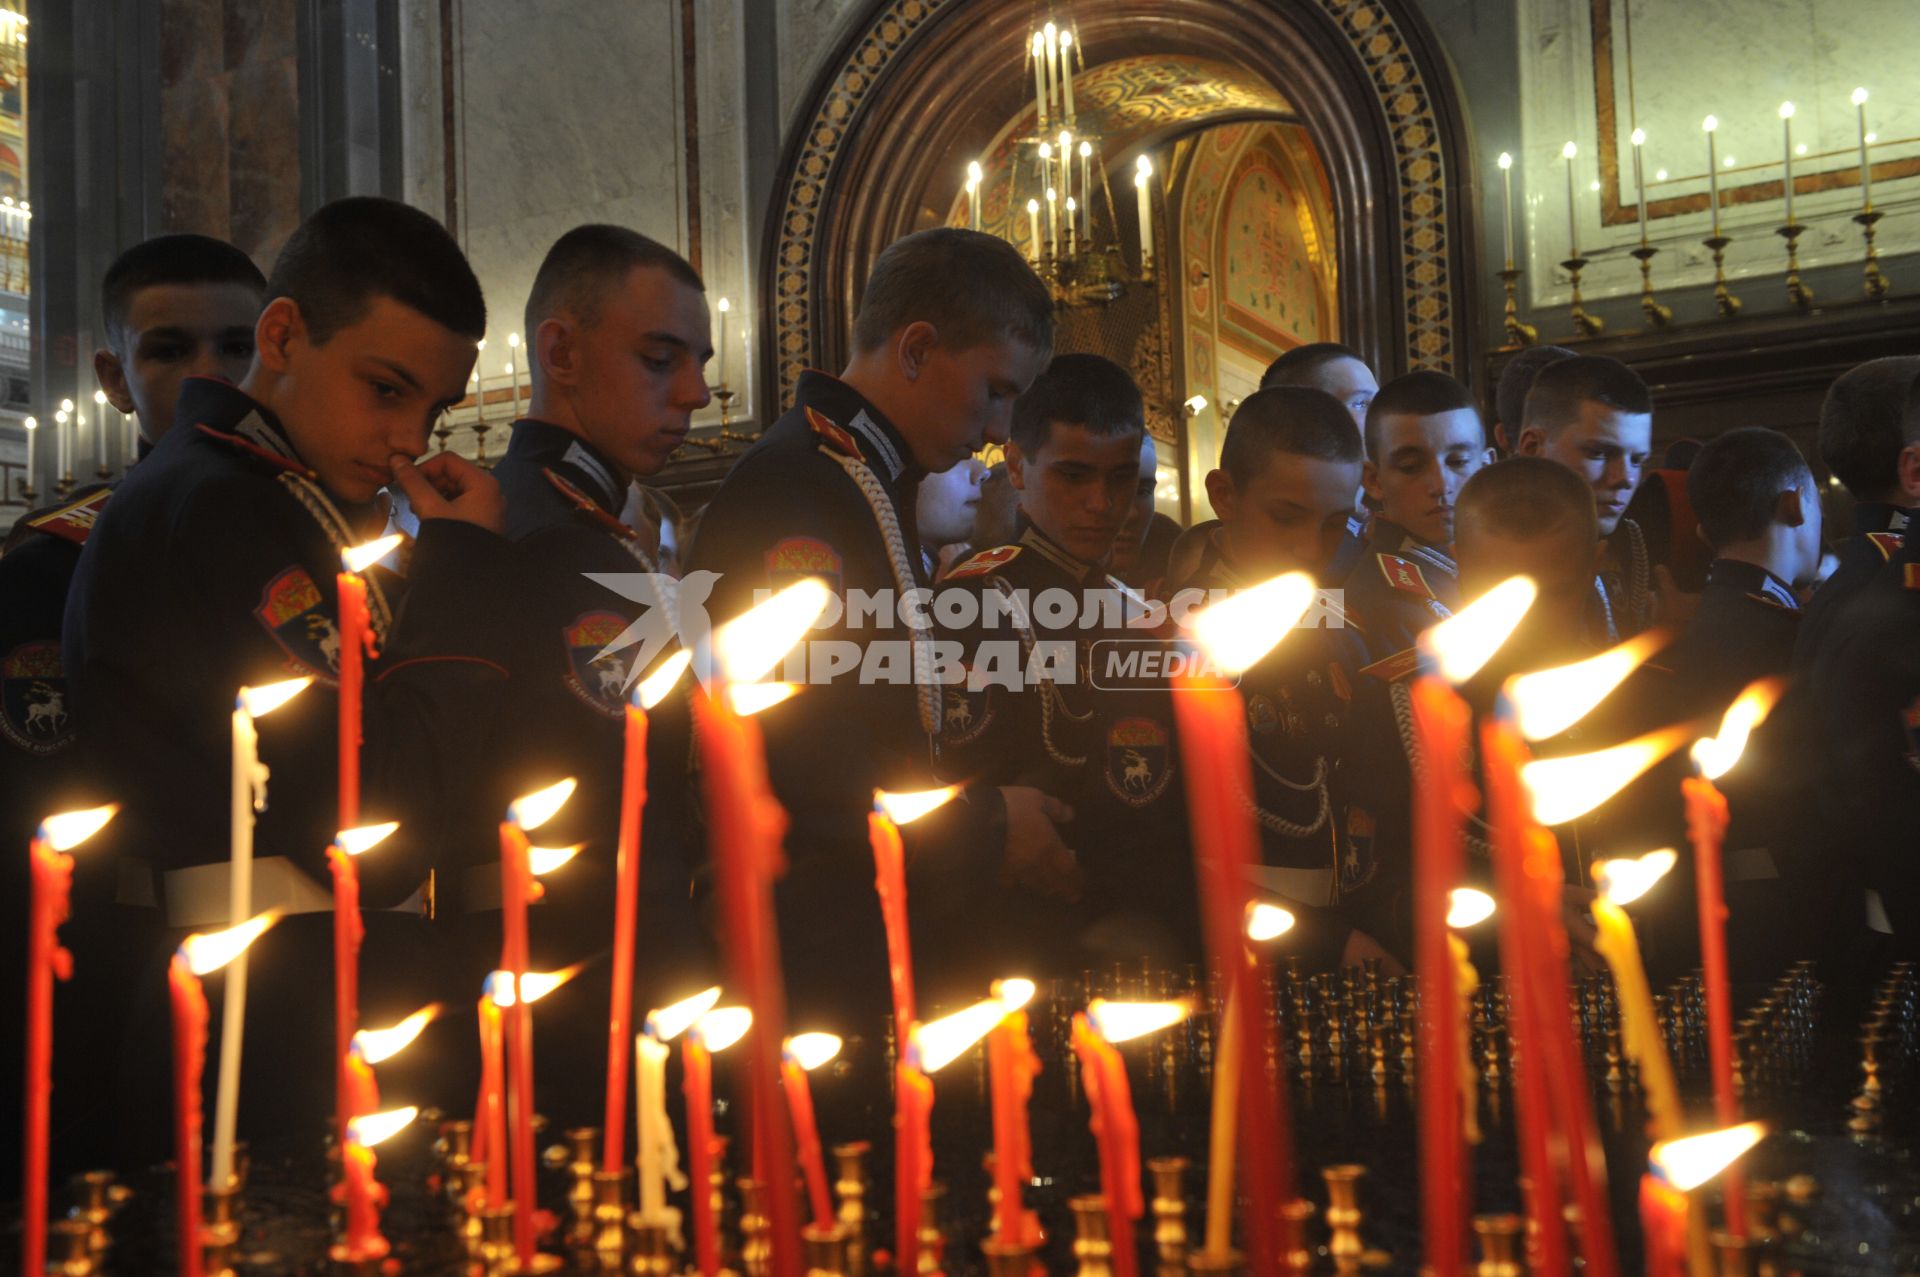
[22, 414, 34, 485]
[1778, 103, 1796, 224]
[1079, 142, 1094, 237]
[92, 390, 107, 471]
[212, 699, 261, 1190]
[54, 410, 67, 477]
[966, 161, 982, 231]
[1031, 33, 1048, 131]
[1046, 186, 1059, 258]
[1852, 87, 1872, 208]
[715, 298, 730, 388]
[1630, 129, 1649, 242]
[1497, 152, 1515, 265]
[1059, 30, 1076, 121]
[1703, 116, 1721, 236]
[1059, 131, 1073, 209]
[1135, 162, 1154, 270]
[1027, 199, 1042, 263]
[1066, 196, 1078, 256]
[1562, 140, 1580, 258]
[1043, 23, 1059, 122]
[506, 332, 521, 418]
[636, 1031, 683, 1227]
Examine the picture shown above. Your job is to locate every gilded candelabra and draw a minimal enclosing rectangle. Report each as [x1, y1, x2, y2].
[1703, 234, 1742, 318]
[1629, 245, 1672, 328]
[1855, 207, 1889, 299]
[1497, 266, 1539, 350]
[1775, 222, 1813, 308]
[1560, 257, 1605, 338]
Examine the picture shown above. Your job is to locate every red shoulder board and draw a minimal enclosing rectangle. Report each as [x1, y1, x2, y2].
[193, 423, 318, 479]
[542, 468, 638, 543]
[1359, 646, 1422, 683]
[945, 545, 1022, 580]
[24, 488, 112, 546]
[804, 406, 862, 460]
[1868, 532, 1903, 561]
[1377, 553, 1436, 600]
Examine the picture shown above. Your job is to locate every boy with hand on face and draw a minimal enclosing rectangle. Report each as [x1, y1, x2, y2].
[1342, 370, 1491, 661]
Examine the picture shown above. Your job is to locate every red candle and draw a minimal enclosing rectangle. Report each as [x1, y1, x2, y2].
[475, 979, 510, 1209]
[336, 1105, 417, 1262]
[869, 807, 915, 1049]
[334, 535, 398, 831]
[893, 1053, 934, 1277]
[1640, 1174, 1688, 1277]
[604, 694, 650, 1174]
[781, 1033, 843, 1230]
[327, 822, 395, 1152]
[988, 1007, 1041, 1247]
[1412, 676, 1473, 1277]
[1072, 1013, 1144, 1277]
[684, 1032, 719, 1276]
[20, 806, 114, 1277]
[1684, 773, 1745, 1236]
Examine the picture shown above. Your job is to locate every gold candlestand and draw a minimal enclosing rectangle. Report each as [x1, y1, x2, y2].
[625, 1213, 678, 1277]
[592, 1169, 631, 1264]
[561, 1126, 599, 1249]
[1629, 246, 1673, 328]
[1703, 235, 1742, 317]
[1855, 208, 1889, 299]
[1775, 223, 1813, 308]
[1472, 1214, 1524, 1277]
[1281, 1199, 1317, 1277]
[1068, 1193, 1114, 1277]
[1560, 257, 1605, 338]
[1497, 267, 1539, 350]
[917, 1182, 949, 1277]
[1148, 1155, 1189, 1275]
[832, 1141, 872, 1277]
[801, 1221, 851, 1277]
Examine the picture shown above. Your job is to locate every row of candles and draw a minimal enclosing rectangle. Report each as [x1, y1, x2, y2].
[21, 552, 1780, 1275]
[14, 392, 139, 495]
[966, 146, 1156, 276]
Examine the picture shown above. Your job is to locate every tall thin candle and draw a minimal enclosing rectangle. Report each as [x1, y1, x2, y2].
[1631, 130, 1650, 243]
[328, 822, 398, 1149]
[782, 1032, 843, 1230]
[639, 986, 714, 1226]
[987, 981, 1040, 1247]
[1778, 103, 1796, 224]
[1852, 88, 1873, 208]
[475, 976, 509, 1209]
[1497, 152, 1516, 265]
[337, 535, 399, 832]
[1703, 117, 1722, 236]
[1563, 141, 1581, 257]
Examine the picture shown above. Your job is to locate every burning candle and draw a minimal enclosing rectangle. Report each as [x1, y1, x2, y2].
[604, 652, 693, 1174]
[639, 987, 717, 1228]
[337, 536, 399, 831]
[966, 161, 983, 232]
[20, 805, 117, 1277]
[897, 996, 1007, 1275]
[1643, 1124, 1766, 1277]
[1079, 142, 1094, 238]
[987, 978, 1041, 1247]
[1026, 199, 1042, 263]
[506, 333, 522, 418]
[1703, 116, 1722, 236]
[1031, 32, 1048, 131]
[328, 822, 398, 1147]
[1075, 1000, 1189, 1277]
[1135, 157, 1154, 271]
[1778, 103, 1797, 224]
[1591, 850, 1685, 1139]
[1497, 152, 1515, 265]
[1058, 31, 1076, 119]
[1686, 681, 1783, 1239]
[1852, 88, 1872, 208]
[1046, 187, 1060, 258]
[339, 1106, 417, 1261]
[474, 974, 511, 1209]
[172, 913, 279, 1277]
[1631, 129, 1650, 243]
[685, 1005, 752, 1276]
[1562, 141, 1581, 258]
[22, 415, 34, 486]
[214, 678, 310, 1193]
[870, 786, 958, 1050]
[1043, 23, 1060, 119]
[782, 1032, 844, 1230]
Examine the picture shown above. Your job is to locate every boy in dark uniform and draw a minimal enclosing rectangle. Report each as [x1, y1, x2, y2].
[0, 234, 263, 1187]
[488, 226, 717, 1115]
[686, 228, 1074, 1027]
[1490, 344, 1574, 456]
[1164, 387, 1405, 969]
[1517, 355, 1662, 643]
[1260, 341, 1378, 584]
[1342, 370, 1491, 661]
[64, 198, 509, 1153]
[1796, 357, 1920, 668]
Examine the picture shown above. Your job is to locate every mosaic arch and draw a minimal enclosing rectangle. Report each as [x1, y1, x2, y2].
[766, 0, 1469, 403]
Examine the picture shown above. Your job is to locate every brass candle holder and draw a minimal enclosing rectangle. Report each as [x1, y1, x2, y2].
[202, 1181, 241, 1277]
[831, 1141, 872, 1277]
[1472, 1213, 1524, 1277]
[715, 385, 737, 430]
[1148, 1155, 1190, 1275]
[1322, 1164, 1367, 1273]
[983, 1234, 1043, 1277]
[1281, 1199, 1317, 1277]
[917, 1181, 950, 1277]
[1185, 1250, 1244, 1275]
[1775, 223, 1813, 308]
[1703, 235, 1742, 318]
[1560, 257, 1605, 338]
[69, 1170, 126, 1256]
[560, 1126, 600, 1249]
[1855, 208, 1889, 299]
[739, 1178, 773, 1277]
[592, 1169, 632, 1264]
[477, 1206, 518, 1276]
[48, 1217, 97, 1276]
[1069, 1193, 1114, 1277]
[56, 471, 74, 499]
[625, 1212, 678, 1277]
[1629, 245, 1673, 328]
[1497, 267, 1540, 350]
[801, 1221, 851, 1277]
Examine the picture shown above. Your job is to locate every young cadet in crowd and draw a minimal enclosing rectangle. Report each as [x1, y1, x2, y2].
[1796, 356, 1920, 668]
[64, 198, 508, 1147]
[917, 454, 988, 577]
[1342, 370, 1491, 660]
[1489, 343, 1574, 456]
[1165, 387, 1406, 969]
[1516, 354, 1661, 643]
[687, 228, 1075, 1026]
[0, 234, 264, 1188]
[1259, 342, 1379, 581]
[1111, 430, 1178, 596]
[488, 225, 716, 1096]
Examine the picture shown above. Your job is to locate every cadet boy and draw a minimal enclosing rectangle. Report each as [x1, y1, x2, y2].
[1260, 341, 1380, 431]
[917, 455, 988, 577]
[1490, 344, 1574, 456]
[488, 225, 716, 1090]
[1516, 355, 1660, 643]
[687, 228, 1073, 1024]
[65, 198, 508, 1145]
[1343, 370, 1490, 660]
[1166, 387, 1404, 969]
[1796, 357, 1920, 667]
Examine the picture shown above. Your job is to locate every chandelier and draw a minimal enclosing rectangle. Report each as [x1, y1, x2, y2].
[962, 7, 1155, 308]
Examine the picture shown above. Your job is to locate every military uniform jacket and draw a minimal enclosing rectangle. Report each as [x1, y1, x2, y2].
[491, 420, 708, 995]
[1592, 517, 1654, 645]
[62, 377, 518, 901]
[1796, 503, 1911, 671]
[1666, 559, 1800, 718]
[686, 372, 1005, 1022]
[1339, 519, 1459, 665]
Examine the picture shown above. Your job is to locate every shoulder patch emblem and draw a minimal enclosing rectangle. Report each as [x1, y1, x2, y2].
[945, 545, 1022, 580]
[1105, 714, 1174, 807]
[1359, 646, 1422, 684]
[1, 641, 75, 755]
[804, 406, 862, 460]
[253, 566, 342, 684]
[939, 674, 994, 748]
[1868, 532, 1903, 561]
[25, 488, 111, 546]
[560, 611, 632, 719]
[765, 535, 843, 593]
[1378, 554, 1436, 600]
[1341, 806, 1378, 893]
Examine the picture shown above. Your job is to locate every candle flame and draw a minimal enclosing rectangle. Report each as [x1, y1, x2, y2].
[636, 648, 693, 710]
[335, 822, 399, 856]
[967, 160, 983, 182]
[1507, 629, 1663, 740]
[716, 297, 731, 314]
[645, 986, 722, 1041]
[785, 1032, 844, 1071]
[526, 843, 582, 876]
[1188, 571, 1316, 674]
[713, 578, 830, 684]
[1702, 114, 1719, 133]
[875, 786, 960, 825]
[994, 977, 1037, 1011]
[1778, 101, 1795, 120]
[1690, 679, 1783, 780]
[238, 677, 312, 719]
[1136, 154, 1152, 176]
[729, 682, 800, 716]
[1498, 151, 1513, 170]
[38, 803, 118, 851]
[352, 1004, 441, 1064]
[518, 962, 589, 1005]
[1651, 1122, 1766, 1190]
[341, 534, 405, 575]
[1079, 141, 1092, 158]
[1631, 127, 1646, 146]
[1562, 140, 1578, 159]
[1027, 198, 1040, 213]
[913, 999, 1007, 1073]
[1245, 900, 1296, 941]
[178, 910, 280, 976]
[1088, 998, 1190, 1043]
[1447, 888, 1496, 929]
[694, 1006, 753, 1052]
[508, 777, 576, 830]
[1593, 847, 1678, 906]
[346, 1105, 419, 1148]
[1851, 87, 1868, 106]
[1422, 576, 1536, 684]
[1031, 31, 1044, 54]
[1522, 726, 1690, 825]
